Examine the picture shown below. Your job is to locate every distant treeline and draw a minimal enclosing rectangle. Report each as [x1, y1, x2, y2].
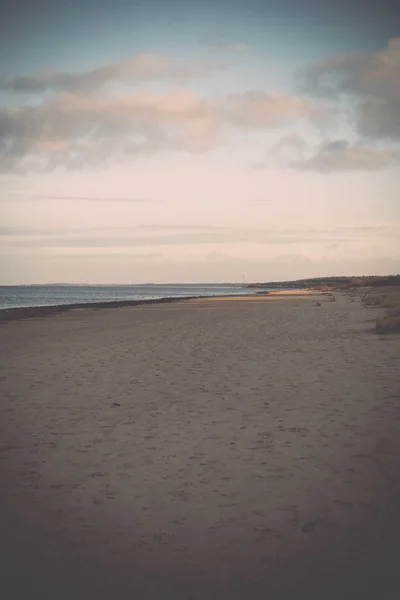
[247, 275, 400, 289]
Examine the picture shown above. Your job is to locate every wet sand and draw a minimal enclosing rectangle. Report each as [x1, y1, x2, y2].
[1, 292, 400, 599]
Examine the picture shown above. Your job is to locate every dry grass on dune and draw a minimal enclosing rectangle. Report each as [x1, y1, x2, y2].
[376, 314, 400, 335]
[361, 287, 400, 334]
[362, 290, 400, 308]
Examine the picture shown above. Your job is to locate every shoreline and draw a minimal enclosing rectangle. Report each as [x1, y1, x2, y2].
[0, 289, 328, 322]
[0, 293, 245, 322]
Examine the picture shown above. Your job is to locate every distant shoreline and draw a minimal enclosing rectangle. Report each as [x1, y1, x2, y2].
[247, 274, 400, 290]
[0, 293, 253, 322]
[0, 283, 248, 288]
[0, 289, 332, 322]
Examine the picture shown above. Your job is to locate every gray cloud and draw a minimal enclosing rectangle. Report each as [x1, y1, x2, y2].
[266, 136, 399, 172]
[0, 54, 229, 93]
[298, 38, 400, 142]
[298, 38, 400, 99]
[292, 139, 399, 172]
[264, 133, 309, 168]
[356, 97, 400, 141]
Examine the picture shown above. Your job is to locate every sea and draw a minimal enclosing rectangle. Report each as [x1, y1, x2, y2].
[0, 284, 254, 311]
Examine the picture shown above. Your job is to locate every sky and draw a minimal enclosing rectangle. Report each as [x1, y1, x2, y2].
[0, 0, 399, 284]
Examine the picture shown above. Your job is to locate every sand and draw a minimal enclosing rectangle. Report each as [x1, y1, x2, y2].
[1, 292, 400, 599]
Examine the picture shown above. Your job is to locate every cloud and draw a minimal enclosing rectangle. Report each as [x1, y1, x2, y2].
[207, 251, 227, 260]
[299, 38, 400, 99]
[291, 139, 399, 172]
[224, 91, 312, 128]
[274, 133, 307, 150]
[134, 224, 231, 232]
[0, 223, 240, 240]
[50, 252, 162, 261]
[356, 97, 400, 141]
[266, 133, 308, 166]
[34, 196, 161, 203]
[0, 89, 220, 171]
[2, 223, 398, 249]
[0, 54, 229, 93]
[298, 38, 400, 141]
[3, 223, 399, 284]
[265, 135, 399, 172]
[0, 86, 319, 172]
[0, 225, 127, 236]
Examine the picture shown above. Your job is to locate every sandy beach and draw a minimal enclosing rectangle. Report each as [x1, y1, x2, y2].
[1, 292, 400, 599]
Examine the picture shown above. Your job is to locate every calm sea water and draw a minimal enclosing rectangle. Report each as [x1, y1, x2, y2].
[0, 284, 254, 310]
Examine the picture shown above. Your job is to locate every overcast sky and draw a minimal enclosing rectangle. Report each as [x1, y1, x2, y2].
[1, 0, 399, 284]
